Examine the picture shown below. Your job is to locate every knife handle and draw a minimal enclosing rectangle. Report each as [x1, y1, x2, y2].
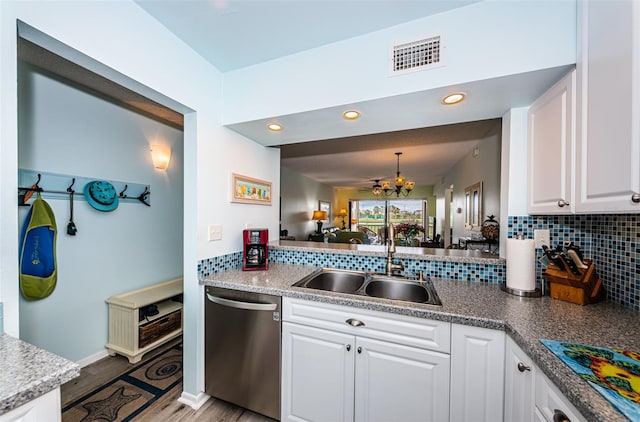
[561, 254, 582, 276]
[567, 249, 588, 269]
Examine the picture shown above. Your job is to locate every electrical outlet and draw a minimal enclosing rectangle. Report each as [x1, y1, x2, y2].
[534, 229, 550, 249]
[208, 224, 222, 241]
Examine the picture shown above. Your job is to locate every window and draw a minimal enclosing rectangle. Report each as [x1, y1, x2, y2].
[352, 199, 428, 244]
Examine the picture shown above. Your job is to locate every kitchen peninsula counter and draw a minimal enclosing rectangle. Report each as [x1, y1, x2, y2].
[271, 239, 504, 264]
[201, 263, 639, 422]
[0, 333, 79, 415]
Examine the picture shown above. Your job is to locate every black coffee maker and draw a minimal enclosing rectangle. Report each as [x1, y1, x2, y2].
[242, 229, 268, 271]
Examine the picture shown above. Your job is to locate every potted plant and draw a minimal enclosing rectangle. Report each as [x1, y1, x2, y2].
[395, 223, 425, 246]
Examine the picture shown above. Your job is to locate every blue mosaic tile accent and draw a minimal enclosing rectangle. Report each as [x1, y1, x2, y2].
[198, 251, 242, 277]
[508, 215, 639, 312]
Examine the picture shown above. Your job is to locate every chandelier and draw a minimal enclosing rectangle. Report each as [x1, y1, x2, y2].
[373, 152, 415, 197]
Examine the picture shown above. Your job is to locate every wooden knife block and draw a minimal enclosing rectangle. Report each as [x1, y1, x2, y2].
[544, 258, 604, 305]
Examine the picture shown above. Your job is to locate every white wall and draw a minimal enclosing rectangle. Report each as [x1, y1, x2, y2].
[17, 62, 184, 362]
[223, 1, 576, 124]
[0, 0, 279, 400]
[280, 166, 333, 239]
[433, 131, 501, 245]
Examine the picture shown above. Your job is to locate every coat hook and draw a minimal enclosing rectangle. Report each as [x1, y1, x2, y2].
[22, 174, 42, 204]
[66, 178, 76, 193]
[119, 184, 129, 198]
[137, 186, 150, 207]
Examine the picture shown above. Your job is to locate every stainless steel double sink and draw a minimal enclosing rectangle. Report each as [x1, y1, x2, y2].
[292, 269, 442, 306]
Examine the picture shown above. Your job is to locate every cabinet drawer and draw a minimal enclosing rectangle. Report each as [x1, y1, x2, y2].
[283, 298, 450, 353]
[535, 369, 585, 422]
[139, 310, 181, 348]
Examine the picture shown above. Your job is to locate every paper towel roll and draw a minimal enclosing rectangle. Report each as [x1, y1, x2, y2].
[506, 237, 536, 291]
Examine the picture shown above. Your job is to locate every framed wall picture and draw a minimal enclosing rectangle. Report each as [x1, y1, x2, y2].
[318, 200, 331, 218]
[231, 173, 272, 205]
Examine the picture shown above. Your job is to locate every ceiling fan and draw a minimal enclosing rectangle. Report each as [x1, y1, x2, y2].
[357, 178, 389, 192]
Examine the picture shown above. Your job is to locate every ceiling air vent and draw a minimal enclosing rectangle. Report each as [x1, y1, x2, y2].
[391, 35, 443, 74]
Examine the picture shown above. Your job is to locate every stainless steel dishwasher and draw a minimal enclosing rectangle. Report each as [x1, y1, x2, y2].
[204, 286, 281, 420]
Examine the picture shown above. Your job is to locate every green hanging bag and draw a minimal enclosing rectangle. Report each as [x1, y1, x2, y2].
[19, 193, 58, 300]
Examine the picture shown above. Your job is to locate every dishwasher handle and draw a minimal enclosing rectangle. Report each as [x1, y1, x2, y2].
[206, 293, 278, 311]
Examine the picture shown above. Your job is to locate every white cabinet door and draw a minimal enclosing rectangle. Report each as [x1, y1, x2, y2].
[535, 369, 586, 422]
[354, 336, 450, 422]
[450, 324, 505, 422]
[575, 0, 640, 212]
[282, 322, 355, 422]
[0, 388, 60, 422]
[528, 69, 576, 214]
[504, 337, 536, 422]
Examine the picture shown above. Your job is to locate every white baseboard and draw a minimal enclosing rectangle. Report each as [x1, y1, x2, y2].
[77, 349, 110, 368]
[178, 391, 210, 410]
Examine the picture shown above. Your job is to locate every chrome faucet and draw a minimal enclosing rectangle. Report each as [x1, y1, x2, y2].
[385, 223, 405, 276]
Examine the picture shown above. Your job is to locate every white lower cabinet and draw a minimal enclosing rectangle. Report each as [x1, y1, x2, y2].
[0, 388, 60, 422]
[449, 323, 505, 422]
[281, 298, 451, 422]
[504, 337, 586, 422]
[504, 336, 537, 422]
[282, 298, 587, 422]
[535, 370, 586, 422]
[354, 336, 450, 422]
[282, 322, 355, 422]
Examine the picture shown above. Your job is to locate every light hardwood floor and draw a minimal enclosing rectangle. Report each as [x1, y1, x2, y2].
[61, 338, 276, 421]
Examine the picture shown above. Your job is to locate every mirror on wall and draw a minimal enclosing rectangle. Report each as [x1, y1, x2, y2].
[279, 119, 502, 247]
[464, 182, 482, 231]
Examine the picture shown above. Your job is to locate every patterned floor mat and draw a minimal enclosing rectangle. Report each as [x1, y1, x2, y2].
[62, 343, 182, 422]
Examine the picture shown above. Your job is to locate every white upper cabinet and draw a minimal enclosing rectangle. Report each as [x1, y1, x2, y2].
[528, 0, 640, 215]
[575, 0, 640, 212]
[528, 69, 576, 214]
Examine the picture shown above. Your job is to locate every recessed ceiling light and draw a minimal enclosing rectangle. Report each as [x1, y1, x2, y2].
[343, 110, 360, 120]
[267, 123, 282, 131]
[442, 92, 466, 105]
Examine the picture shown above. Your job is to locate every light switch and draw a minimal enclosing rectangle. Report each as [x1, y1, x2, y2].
[208, 224, 222, 241]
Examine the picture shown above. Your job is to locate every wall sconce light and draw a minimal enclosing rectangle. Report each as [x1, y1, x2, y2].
[151, 144, 171, 170]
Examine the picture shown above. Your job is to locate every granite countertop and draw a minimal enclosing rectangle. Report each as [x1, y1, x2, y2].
[271, 240, 505, 264]
[0, 333, 80, 415]
[201, 263, 639, 422]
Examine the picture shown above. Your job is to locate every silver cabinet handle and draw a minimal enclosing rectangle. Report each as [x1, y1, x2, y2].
[346, 318, 365, 327]
[632, 193, 640, 203]
[557, 199, 569, 207]
[553, 409, 571, 422]
[206, 293, 277, 311]
[357, 346, 362, 354]
[346, 344, 351, 351]
[517, 362, 531, 372]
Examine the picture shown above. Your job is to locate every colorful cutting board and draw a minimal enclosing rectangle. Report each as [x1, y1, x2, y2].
[540, 339, 640, 421]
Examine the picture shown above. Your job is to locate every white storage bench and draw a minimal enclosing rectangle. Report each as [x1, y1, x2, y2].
[106, 277, 183, 363]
